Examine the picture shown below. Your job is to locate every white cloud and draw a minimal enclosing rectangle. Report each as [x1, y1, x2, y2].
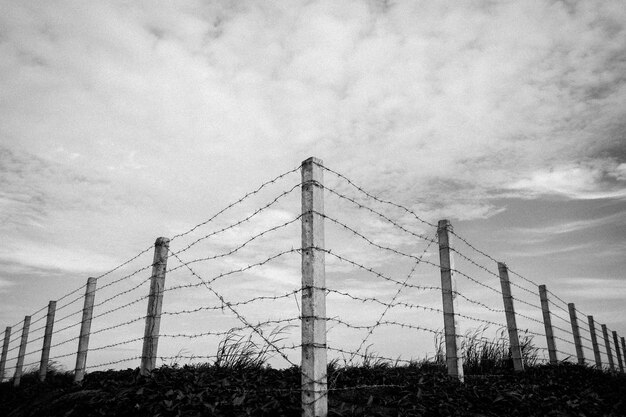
[509, 161, 626, 199]
[1, 0, 626, 361]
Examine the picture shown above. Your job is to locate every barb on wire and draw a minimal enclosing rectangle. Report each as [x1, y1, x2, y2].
[510, 295, 543, 312]
[324, 185, 436, 244]
[316, 161, 436, 228]
[167, 248, 299, 368]
[164, 249, 299, 293]
[86, 356, 142, 370]
[348, 234, 436, 362]
[162, 290, 302, 317]
[326, 316, 440, 336]
[546, 289, 570, 309]
[92, 276, 151, 311]
[170, 164, 301, 242]
[171, 183, 302, 257]
[167, 215, 301, 273]
[320, 248, 441, 293]
[159, 318, 300, 340]
[449, 246, 501, 282]
[508, 279, 540, 298]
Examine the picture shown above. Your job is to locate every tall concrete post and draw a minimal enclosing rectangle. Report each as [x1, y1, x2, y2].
[140, 237, 170, 376]
[74, 277, 97, 383]
[437, 220, 464, 382]
[301, 157, 327, 417]
[497, 262, 524, 371]
[13, 316, 31, 387]
[568, 303, 584, 365]
[612, 331, 624, 373]
[39, 300, 57, 381]
[601, 324, 614, 370]
[0, 327, 11, 381]
[538, 285, 558, 364]
[587, 316, 602, 368]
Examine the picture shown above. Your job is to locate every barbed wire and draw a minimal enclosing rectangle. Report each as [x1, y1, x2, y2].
[171, 183, 301, 258]
[86, 356, 142, 370]
[348, 234, 437, 363]
[159, 318, 300, 340]
[320, 249, 441, 293]
[316, 161, 436, 228]
[167, 248, 299, 369]
[164, 248, 299, 293]
[167, 215, 301, 273]
[324, 185, 436, 244]
[449, 246, 501, 281]
[161, 290, 302, 317]
[170, 164, 301, 242]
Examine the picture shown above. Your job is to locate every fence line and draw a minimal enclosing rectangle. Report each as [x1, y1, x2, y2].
[1, 156, 625, 417]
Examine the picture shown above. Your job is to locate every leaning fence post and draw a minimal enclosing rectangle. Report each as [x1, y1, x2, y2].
[39, 300, 57, 382]
[74, 277, 97, 383]
[437, 219, 464, 382]
[301, 157, 328, 417]
[497, 262, 524, 371]
[140, 237, 170, 376]
[0, 326, 11, 381]
[13, 316, 31, 387]
[621, 337, 626, 372]
[601, 324, 614, 370]
[612, 331, 624, 373]
[588, 316, 602, 368]
[567, 303, 584, 365]
[538, 285, 558, 364]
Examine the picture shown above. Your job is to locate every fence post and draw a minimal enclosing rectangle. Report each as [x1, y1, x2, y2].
[13, 316, 31, 387]
[621, 337, 626, 372]
[497, 262, 524, 371]
[39, 300, 57, 382]
[74, 277, 97, 383]
[612, 331, 624, 373]
[567, 303, 584, 365]
[538, 285, 557, 364]
[140, 237, 170, 376]
[601, 324, 614, 370]
[0, 327, 11, 381]
[437, 219, 464, 382]
[301, 157, 327, 417]
[587, 316, 602, 368]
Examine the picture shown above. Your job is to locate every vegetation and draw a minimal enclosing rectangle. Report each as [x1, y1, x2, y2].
[1, 329, 625, 416]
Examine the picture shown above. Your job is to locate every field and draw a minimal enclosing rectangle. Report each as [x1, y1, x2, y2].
[2, 360, 625, 416]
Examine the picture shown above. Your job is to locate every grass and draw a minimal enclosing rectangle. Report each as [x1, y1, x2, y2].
[1, 327, 625, 416]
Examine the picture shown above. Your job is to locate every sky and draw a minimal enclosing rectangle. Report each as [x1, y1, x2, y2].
[1, 0, 626, 373]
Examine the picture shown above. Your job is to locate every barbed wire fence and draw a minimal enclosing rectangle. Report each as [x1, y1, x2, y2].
[1, 157, 625, 415]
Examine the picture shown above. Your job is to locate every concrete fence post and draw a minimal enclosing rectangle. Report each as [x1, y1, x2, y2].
[621, 337, 626, 372]
[13, 316, 31, 387]
[0, 327, 11, 381]
[301, 157, 327, 417]
[601, 324, 614, 370]
[538, 285, 558, 364]
[140, 237, 170, 376]
[567, 303, 585, 365]
[74, 277, 97, 383]
[39, 300, 57, 382]
[588, 316, 602, 368]
[437, 219, 464, 382]
[612, 331, 624, 373]
[497, 262, 524, 371]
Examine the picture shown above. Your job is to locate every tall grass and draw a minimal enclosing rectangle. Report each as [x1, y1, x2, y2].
[434, 325, 540, 374]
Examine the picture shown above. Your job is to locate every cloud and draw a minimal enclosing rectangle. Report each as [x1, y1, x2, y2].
[1, 0, 626, 351]
[508, 210, 626, 236]
[509, 160, 626, 199]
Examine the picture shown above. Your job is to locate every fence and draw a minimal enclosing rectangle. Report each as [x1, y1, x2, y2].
[1, 156, 625, 416]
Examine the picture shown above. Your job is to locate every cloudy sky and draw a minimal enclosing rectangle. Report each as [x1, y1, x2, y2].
[1, 0, 626, 371]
